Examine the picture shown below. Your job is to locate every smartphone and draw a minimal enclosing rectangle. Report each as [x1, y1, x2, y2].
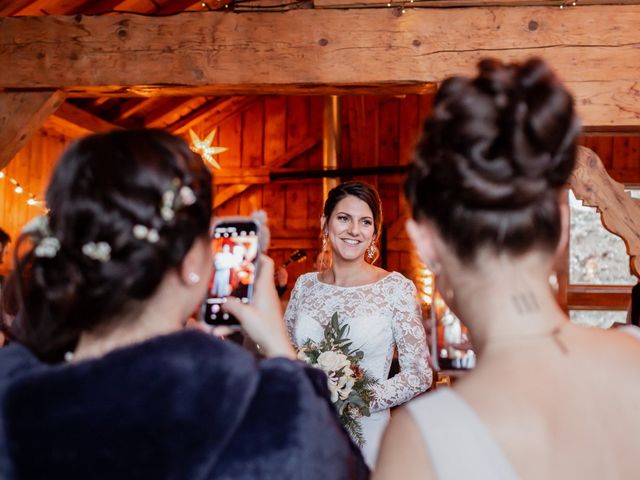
[431, 291, 476, 371]
[201, 219, 260, 328]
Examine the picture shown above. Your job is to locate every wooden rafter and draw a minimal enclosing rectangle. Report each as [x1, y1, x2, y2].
[168, 96, 256, 134]
[144, 98, 201, 129]
[0, 0, 37, 16]
[113, 97, 158, 122]
[47, 101, 122, 137]
[0, 90, 66, 170]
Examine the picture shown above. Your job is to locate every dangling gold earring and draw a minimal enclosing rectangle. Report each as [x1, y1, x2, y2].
[322, 233, 328, 252]
[367, 243, 377, 261]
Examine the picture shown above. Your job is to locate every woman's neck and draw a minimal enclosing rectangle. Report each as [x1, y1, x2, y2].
[447, 252, 568, 356]
[323, 257, 377, 287]
[72, 276, 186, 362]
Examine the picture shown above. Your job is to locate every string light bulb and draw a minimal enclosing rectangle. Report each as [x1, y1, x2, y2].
[0, 169, 45, 209]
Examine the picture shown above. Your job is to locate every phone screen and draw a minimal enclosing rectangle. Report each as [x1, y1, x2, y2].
[202, 220, 259, 327]
[431, 292, 476, 371]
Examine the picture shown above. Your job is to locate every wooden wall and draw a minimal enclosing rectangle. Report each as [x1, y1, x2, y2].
[0, 128, 70, 276]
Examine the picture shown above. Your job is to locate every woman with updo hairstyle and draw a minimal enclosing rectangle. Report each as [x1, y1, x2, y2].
[285, 180, 432, 468]
[0, 130, 368, 480]
[374, 59, 640, 479]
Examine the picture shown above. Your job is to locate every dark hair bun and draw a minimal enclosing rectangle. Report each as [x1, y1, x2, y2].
[406, 58, 580, 260]
[3, 130, 212, 362]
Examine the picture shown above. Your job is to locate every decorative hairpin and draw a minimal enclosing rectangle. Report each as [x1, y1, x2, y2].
[160, 179, 197, 222]
[82, 241, 111, 263]
[135, 179, 196, 243]
[22, 215, 61, 259]
[133, 224, 160, 243]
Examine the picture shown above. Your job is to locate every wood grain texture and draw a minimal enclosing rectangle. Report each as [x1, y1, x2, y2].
[1, 7, 639, 126]
[0, 90, 66, 170]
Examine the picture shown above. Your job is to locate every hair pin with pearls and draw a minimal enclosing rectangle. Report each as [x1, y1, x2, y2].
[160, 180, 197, 222]
[22, 215, 61, 259]
[133, 224, 160, 244]
[82, 241, 111, 263]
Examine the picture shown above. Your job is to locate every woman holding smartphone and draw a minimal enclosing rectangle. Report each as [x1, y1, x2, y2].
[284, 181, 433, 468]
[0, 130, 368, 479]
[374, 58, 640, 479]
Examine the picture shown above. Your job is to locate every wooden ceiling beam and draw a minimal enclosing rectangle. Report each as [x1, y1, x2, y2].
[2, 7, 640, 126]
[0, 90, 66, 170]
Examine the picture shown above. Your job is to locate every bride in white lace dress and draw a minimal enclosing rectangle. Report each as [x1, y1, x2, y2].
[284, 181, 432, 468]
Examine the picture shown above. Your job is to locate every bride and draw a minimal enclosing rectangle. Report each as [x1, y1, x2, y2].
[284, 181, 432, 468]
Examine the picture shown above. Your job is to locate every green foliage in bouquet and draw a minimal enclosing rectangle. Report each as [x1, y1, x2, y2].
[299, 312, 378, 447]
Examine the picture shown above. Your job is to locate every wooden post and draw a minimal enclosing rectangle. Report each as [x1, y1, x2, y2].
[322, 95, 340, 202]
[0, 90, 66, 170]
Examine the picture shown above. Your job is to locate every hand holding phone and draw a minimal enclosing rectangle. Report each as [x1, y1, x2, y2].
[222, 255, 295, 359]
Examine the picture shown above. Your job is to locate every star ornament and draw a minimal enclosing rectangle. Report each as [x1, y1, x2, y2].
[188, 128, 228, 169]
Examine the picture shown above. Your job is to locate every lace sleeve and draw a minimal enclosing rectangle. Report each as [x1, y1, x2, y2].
[283, 276, 302, 343]
[370, 278, 432, 413]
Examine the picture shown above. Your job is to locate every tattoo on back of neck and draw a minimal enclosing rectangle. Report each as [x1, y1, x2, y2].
[511, 292, 540, 314]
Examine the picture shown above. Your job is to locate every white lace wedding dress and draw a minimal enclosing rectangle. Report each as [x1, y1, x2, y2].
[284, 271, 433, 468]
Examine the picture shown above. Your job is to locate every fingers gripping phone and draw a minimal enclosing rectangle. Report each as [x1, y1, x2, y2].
[201, 219, 260, 328]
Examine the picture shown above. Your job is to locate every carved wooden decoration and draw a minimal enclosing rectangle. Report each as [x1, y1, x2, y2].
[569, 146, 640, 279]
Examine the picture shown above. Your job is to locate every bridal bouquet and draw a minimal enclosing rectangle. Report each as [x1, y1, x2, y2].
[298, 313, 378, 446]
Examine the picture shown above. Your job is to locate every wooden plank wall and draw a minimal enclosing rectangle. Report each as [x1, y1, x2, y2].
[339, 94, 433, 282]
[0, 129, 70, 276]
[201, 96, 325, 286]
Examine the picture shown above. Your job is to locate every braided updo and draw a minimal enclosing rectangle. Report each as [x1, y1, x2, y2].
[405, 58, 580, 261]
[2, 130, 212, 362]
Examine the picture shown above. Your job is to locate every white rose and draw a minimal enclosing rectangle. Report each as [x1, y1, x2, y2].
[317, 351, 350, 372]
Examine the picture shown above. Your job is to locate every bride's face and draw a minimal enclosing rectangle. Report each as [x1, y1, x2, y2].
[324, 195, 375, 263]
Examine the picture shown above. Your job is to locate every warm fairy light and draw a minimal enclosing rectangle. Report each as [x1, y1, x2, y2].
[188, 128, 228, 170]
[0, 169, 45, 209]
[415, 263, 435, 306]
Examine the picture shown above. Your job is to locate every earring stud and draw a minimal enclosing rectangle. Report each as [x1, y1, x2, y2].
[188, 272, 200, 284]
